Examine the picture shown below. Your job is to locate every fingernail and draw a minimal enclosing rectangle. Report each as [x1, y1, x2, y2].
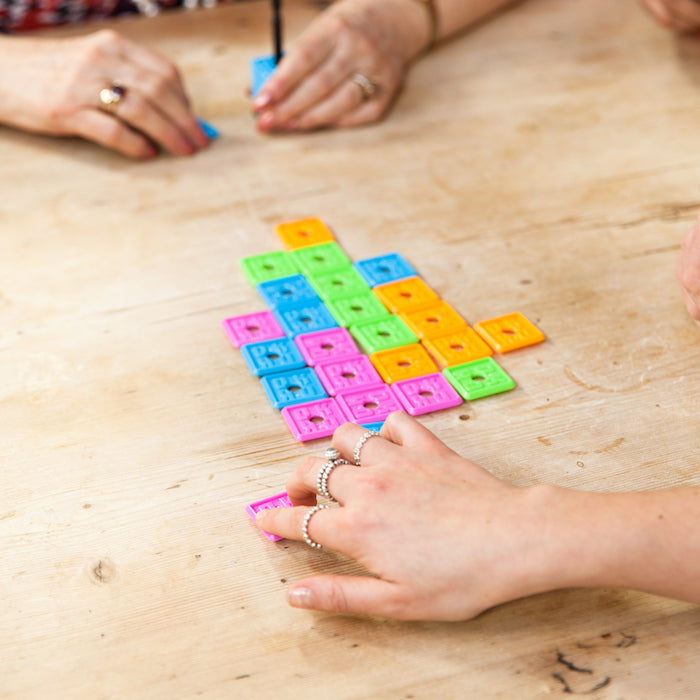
[257, 112, 275, 132]
[253, 93, 271, 110]
[288, 587, 313, 608]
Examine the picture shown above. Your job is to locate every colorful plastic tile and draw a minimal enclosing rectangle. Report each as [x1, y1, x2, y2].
[256, 274, 319, 309]
[422, 327, 493, 368]
[350, 316, 418, 354]
[373, 277, 439, 314]
[240, 250, 299, 286]
[391, 373, 462, 416]
[197, 118, 219, 140]
[443, 358, 515, 400]
[290, 242, 351, 278]
[294, 328, 361, 366]
[354, 253, 417, 287]
[281, 398, 348, 441]
[240, 337, 306, 377]
[400, 301, 468, 340]
[335, 385, 403, 424]
[315, 355, 384, 396]
[276, 217, 335, 250]
[359, 422, 385, 432]
[250, 54, 277, 97]
[326, 292, 390, 327]
[261, 367, 327, 409]
[474, 312, 546, 353]
[370, 343, 438, 384]
[273, 300, 338, 338]
[309, 266, 370, 302]
[222, 311, 285, 348]
[246, 492, 292, 541]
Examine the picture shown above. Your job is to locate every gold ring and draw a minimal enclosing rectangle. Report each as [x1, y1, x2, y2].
[98, 83, 126, 113]
[352, 73, 377, 101]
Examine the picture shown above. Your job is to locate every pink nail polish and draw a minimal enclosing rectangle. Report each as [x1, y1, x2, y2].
[253, 93, 272, 110]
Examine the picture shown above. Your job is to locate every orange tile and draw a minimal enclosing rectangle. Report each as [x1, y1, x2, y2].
[275, 217, 335, 249]
[373, 277, 439, 314]
[400, 301, 468, 340]
[474, 312, 545, 352]
[370, 344, 438, 384]
[422, 327, 493, 368]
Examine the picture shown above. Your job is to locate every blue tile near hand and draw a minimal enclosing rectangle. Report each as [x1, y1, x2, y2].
[250, 54, 278, 97]
[241, 337, 306, 377]
[273, 300, 338, 338]
[354, 253, 417, 288]
[261, 367, 328, 409]
[256, 274, 319, 309]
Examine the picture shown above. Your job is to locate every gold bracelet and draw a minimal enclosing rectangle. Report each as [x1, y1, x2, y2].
[408, 0, 439, 52]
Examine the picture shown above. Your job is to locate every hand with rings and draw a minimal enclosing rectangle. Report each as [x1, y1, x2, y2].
[256, 411, 550, 621]
[252, 0, 435, 132]
[639, 0, 700, 31]
[0, 30, 210, 158]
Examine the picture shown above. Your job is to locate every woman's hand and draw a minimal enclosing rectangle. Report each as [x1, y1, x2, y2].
[252, 0, 433, 133]
[256, 412, 558, 621]
[677, 215, 700, 327]
[0, 30, 210, 158]
[639, 0, 700, 32]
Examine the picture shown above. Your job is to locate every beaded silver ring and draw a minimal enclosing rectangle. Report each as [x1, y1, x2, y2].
[317, 459, 349, 501]
[302, 504, 329, 549]
[324, 447, 341, 461]
[353, 430, 381, 466]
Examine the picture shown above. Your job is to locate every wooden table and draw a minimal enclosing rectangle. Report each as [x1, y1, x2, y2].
[2, 0, 699, 696]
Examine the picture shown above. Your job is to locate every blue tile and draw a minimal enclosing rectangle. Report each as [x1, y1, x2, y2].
[241, 338, 306, 377]
[273, 300, 338, 338]
[250, 54, 278, 97]
[354, 253, 417, 288]
[261, 367, 328, 409]
[256, 274, 319, 309]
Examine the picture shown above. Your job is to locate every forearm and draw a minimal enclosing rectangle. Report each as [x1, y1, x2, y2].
[533, 484, 700, 603]
[434, 0, 521, 42]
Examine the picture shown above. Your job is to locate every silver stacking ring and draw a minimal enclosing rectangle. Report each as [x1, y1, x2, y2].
[352, 73, 377, 101]
[317, 459, 349, 501]
[353, 430, 381, 466]
[302, 504, 328, 549]
[324, 447, 341, 461]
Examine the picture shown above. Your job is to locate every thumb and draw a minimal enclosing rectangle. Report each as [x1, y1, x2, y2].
[287, 575, 413, 619]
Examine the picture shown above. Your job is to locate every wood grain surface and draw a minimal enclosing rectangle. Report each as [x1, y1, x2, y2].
[1, 0, 699, 697]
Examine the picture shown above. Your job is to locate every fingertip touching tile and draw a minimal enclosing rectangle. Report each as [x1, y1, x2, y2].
[197, 118, 219, 140]
[240, 250, 299, 286]
[273, 300, 338, 338]
[246, 492, 292, 541]
[370, 343, 438, 384]
[315, 355, 384, 396]
[309, 266, 370, 302]
[373, 277, 439, 314]
[222, 311, 285, 348]
[443, 358, 515, 400]
[281, 398, 348, 441]
[350, 315, 418, 354]
[400, 301, 468, 340]
[392, 373, 462, 416]
[256, 274, 319, 309]
[326, 292, 390, 327]
[335, 385, 403, 424]
[261, 367, 327, 409]
[289, 242, 351, 278]
[294, 327, 361, 366]
[354, 253, 417, 287]
[240, 337, 306, 376]
[250, 54, 277, 97]
[276, 217, 335, 250]
[474, 312, 545, 353]
[422, 327, 493, 368]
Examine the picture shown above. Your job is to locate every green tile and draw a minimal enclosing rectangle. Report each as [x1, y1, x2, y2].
[326, 292, 390, 327]
[240, 251, 299, 286]
[289, 242, 351, 278]
[350, 316, 418, 354]
[309, 266, 370, 302]
[443, 357, 515, 400]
